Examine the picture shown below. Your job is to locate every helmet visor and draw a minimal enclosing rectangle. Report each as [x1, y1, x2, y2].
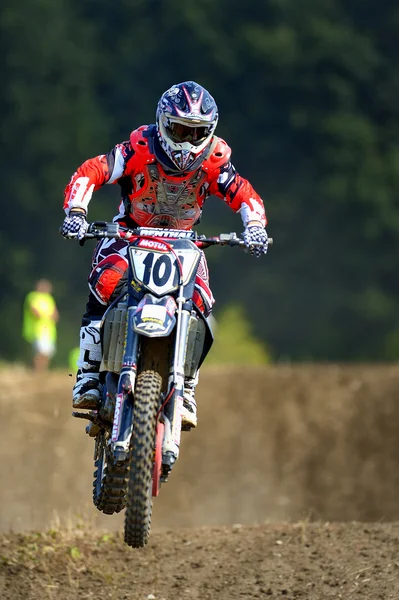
[166, 121, 212, 146]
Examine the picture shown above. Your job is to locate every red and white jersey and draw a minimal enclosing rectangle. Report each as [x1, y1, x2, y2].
[64, 125, 266, 230]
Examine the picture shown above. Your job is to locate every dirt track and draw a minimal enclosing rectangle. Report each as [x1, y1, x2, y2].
[1, 364, 399, 599]
[1, 522, 399, 599]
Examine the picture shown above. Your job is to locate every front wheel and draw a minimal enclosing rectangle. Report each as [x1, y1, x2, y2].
[124, 370, 162, 548]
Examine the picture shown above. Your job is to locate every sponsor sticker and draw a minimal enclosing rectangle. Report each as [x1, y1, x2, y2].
[111, 394, 124, 441]
[138, 228, 195, 239]
[138, 239, 169, 252]
[141, 304, 167, 323]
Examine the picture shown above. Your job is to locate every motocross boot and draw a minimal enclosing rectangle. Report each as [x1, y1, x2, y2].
[181, 372, 199, 429]
[72, 320, 103, 410]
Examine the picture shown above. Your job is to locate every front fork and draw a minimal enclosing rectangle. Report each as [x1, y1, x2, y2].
[161, 292, 192, 475]
[109, 289, 191, 470]
[110, 306, 138, 463]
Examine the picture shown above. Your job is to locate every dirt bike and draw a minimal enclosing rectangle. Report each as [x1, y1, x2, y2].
[73, 221, 272, 548]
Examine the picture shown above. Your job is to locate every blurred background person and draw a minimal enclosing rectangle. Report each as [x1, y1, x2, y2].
[22, 279, 59, 371]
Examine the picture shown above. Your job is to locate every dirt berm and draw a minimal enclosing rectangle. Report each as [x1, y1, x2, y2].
[1, 363, 399, 532]
[1, 363, 399, 599]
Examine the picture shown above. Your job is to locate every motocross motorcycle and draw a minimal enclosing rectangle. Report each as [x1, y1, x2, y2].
[73, 222, 272, 548]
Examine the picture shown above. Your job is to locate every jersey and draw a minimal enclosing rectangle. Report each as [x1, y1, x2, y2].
[64, 125, 267, 230]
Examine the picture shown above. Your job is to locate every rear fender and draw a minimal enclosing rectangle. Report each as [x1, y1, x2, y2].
[133, 294, 177, 337]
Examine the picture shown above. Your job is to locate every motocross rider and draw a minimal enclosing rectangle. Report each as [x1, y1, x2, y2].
[61, 81, 268, 428]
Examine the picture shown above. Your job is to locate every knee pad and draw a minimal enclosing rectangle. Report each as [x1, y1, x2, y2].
[193, 283, 215, 317]
[88, 253, 128, 305]
[193, 253, 214, 317]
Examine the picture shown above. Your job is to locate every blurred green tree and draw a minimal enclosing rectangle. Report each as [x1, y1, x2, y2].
[207, 304, 271, 365]
[1, 0, 399, 363]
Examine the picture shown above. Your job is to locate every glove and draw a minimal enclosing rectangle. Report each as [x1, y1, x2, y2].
[242, 225, 268, 258]
[60, 211, 88, 240]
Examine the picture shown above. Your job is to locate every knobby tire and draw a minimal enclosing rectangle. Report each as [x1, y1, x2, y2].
[124, 369, 162, 548]
[93, 431, 128, 515]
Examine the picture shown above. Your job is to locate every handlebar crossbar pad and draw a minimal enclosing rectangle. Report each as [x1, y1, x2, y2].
[136, 227, 196, 239]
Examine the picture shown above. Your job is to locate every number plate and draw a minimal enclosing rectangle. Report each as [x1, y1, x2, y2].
[129, 243, 201, 295]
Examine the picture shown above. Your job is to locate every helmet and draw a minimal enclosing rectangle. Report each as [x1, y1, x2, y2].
[156, 81, 219, 172]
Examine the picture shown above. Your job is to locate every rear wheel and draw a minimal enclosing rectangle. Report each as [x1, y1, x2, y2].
[93, 431, 128, 514]
[124, 370, 162, 548]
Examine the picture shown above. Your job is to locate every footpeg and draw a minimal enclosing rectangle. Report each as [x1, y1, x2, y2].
[72, 410, 99, 421]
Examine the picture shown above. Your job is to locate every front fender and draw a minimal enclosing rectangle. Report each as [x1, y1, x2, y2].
[132, 294, 177, 337]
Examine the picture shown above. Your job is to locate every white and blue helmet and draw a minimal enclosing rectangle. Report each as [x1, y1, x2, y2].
[156, 81, 219, 171]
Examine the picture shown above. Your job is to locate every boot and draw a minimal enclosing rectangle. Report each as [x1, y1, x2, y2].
[181, 372, 199, 428]
[72, 320, 103, 410]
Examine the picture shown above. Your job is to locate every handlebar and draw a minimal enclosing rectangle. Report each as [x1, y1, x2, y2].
[78, 222, 273, 248]
[74, 221, 273, 249]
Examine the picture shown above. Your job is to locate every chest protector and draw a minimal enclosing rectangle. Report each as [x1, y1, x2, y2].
[122, 127, 219, 229]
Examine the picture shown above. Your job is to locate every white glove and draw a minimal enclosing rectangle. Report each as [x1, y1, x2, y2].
[242, 225, 268, 258]
[60, 211, 88, 240]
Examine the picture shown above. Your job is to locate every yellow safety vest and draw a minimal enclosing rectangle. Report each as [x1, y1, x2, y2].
[23, 291, 57, 344]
